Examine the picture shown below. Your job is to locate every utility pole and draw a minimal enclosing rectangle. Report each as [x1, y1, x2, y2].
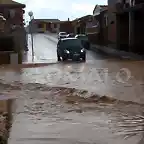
[28, 11, 34, 60]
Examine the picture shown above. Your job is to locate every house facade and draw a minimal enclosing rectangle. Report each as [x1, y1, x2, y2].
[29, 19, 60, 33]
[108, 0, 144, 54]
[0, 0, 26, 64]
[0, 0, 25, 32]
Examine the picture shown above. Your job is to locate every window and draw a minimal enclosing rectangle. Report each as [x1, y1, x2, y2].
[78, 36, 88, 40]
[60, 39, 82, 49]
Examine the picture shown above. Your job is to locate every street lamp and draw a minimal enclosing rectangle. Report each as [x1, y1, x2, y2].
[28, 11, 34, 59]
[28, 11, 33, 17]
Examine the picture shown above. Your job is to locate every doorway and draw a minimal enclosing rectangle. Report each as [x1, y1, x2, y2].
[76, 27, 80, 34]
[116, 13, 129, 51]
[133, 10, 144, 54]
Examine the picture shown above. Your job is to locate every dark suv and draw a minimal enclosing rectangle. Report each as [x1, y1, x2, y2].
[75, 34, 90, 49]
[57, 38, 86, 61]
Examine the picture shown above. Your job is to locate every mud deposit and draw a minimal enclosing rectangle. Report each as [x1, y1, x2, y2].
[0, 83, 141, 144]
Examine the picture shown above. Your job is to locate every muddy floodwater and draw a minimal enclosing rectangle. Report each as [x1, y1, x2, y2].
[0, 59, 143, 144]
[0, 83, 142, 144]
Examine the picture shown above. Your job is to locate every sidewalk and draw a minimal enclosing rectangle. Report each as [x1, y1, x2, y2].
[91, 44, 144, 60]
[22, 34, 57, 64]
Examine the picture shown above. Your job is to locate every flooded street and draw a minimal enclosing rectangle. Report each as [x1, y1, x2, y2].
[4, 84, 144, 144]
[0, 34, 143, 143]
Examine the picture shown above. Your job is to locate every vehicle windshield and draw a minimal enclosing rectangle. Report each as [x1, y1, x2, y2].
[60, 39, 82, 49]
[77, 35, 88, 40]
[69, 33, 74, 36]
[60, 32, 67, 35]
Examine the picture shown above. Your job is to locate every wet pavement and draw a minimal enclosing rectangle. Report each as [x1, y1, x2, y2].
[0, 33, 143, 143]
[23, 33, 114, 63]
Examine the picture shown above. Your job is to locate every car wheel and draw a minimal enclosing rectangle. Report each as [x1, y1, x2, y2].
[57, 54, 61, 61]
[85, 43, 90, 50]
[82, 56, 86, 62]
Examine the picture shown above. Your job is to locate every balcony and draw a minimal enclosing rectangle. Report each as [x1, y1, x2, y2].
[115, 0, 144, 13]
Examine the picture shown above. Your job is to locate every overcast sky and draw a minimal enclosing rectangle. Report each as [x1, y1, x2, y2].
[16, 0, 107, 21]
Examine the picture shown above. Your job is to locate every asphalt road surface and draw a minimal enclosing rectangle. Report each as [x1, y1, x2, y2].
[23, 33, 114, 63]
[0, 34, 143, 144]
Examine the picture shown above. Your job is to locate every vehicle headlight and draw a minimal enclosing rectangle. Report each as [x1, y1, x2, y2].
[81, 48, 85, 52]
[65, 50, 70, 53]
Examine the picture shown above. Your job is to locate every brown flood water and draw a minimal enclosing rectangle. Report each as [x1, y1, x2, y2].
[0, 83, 143, 144]
[0, 59, 143, 144]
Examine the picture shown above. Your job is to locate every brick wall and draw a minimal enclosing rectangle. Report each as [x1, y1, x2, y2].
[2, 7, 24, 26]
[60, 21, 74, 33]
[88, 33, 100, 45]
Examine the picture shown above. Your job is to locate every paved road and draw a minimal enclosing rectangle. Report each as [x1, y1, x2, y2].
[2, 33, 143, 103]
[0, 34, 143, 144]
[23, 33, 114, 63]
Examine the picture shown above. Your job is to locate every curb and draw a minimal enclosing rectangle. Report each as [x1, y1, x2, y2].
[90, 45, 120, 58]
[91, 45, 144, 60]
[0, 62, 58, 69]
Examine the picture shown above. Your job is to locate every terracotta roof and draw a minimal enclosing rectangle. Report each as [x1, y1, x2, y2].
[93, 5, 108, 14]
